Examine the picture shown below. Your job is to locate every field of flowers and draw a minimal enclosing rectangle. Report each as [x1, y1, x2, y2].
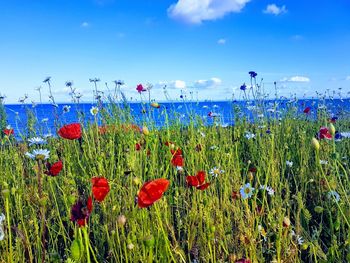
[0, 77, 350, 262]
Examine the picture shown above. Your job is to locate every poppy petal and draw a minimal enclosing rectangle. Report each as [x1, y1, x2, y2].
[196, 171, 206, 185]
[137, 178, 169, 208]
[197, 182, 210, 190]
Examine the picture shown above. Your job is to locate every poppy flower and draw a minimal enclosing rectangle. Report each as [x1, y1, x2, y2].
[44, 160, 63, 176]
[137, 178, 170, 208]
[136, 84, 146, 93]
[91, 177, 110, 202]
[171, 149, 184, 167]
[3, 127, 14, 136]
[58, 123, 82, 140]
[303, 107, 311, 114]
[135, 143, 142, 151]
[186, 171, 210, 190]
[70, 197, 93, 227]
[318, 127, 332, 140]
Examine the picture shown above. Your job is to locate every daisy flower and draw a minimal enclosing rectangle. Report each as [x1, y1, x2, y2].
[327, 190, 340, 202]
[245, 132, 256, 140]
[90, 106, 99, 116]
[25, 149, 50, 161]
[286, 160, 293, 167]
[209, 167, 225, 178]
[319, 160, 328, 165]
[28, 137, 47, 146]
[259, 185, 275, 196]
[240, 183, 255, 199]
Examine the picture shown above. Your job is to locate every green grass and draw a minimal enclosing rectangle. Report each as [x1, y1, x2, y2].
[0, 103, 350, 263]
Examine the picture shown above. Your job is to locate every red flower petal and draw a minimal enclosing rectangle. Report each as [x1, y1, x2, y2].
[46, 160, 63, 176]
[186, 176, 200, 187]
[196, 171, 206, 185]
[196, 182, 210, 190]
[3, 129, 14, 136]
[92, 177, 110, 202]
[171, 155, 184, 167]
[58, 123, 82, 140]
[137, 178, 169, 208]
[303, 107, 311, 114]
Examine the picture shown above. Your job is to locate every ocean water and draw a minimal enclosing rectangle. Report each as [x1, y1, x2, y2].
[2, 99, 350, 138]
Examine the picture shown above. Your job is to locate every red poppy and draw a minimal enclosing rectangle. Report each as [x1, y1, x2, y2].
[91, 177, 110, 202]
[136, 84, 146, 93]
[138, 178, 170, 208]
[171, 148, 184, 167]
[231, 191, 240, 200]
[70, 196, 93, 227]
[3, 128, 14, 136]
[248, 166, 257, 173]
[318, 127, 332, 140]
[44, 160, 63, 176]
[135, 143, 142, 151]
[186, 171, 210, 190]
[58, 123, 82, 140]
[303, 107, 311, 114]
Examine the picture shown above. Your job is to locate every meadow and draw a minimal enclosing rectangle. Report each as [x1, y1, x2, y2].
[0, 78, 350, 263]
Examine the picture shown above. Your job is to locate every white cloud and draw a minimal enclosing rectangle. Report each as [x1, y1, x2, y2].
[193, 77, 222, 89]
[81, 22, 89, 27]
[168, 0, 251, 24]
[156, 80, 187, 89]
[217, 38, 226, 45]
[263, 4, 287, 15]
[280, 76, 310, 83]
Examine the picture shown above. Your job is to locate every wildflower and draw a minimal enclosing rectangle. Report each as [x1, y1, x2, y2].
[235, 258, 251, 263]
[28, 137, 47, 146]
[142, 126, 150, 136]
[231, 191, 240, 200]
[136, 84, 146, 93]
[137, 178, 170, 208]
[0, 213, 5, 241]
[209, 167, 224, 178]
[171, 149, 184, 167]
[127, 243, 135, 250]
[58, 123, 82, 140]
[70, 197, 93, 227]
[311, 138, 320, 150]
[44, 160, 63, 176]
[318, 127, 332, 140]
[240, 84, 247, 91]
[3, 125, 14, 136]
[135, 143, 142, 151]
[62, 105, 71, 113]
[328, 116, 338, 123]
[259, 185, 275, 196]
[91, 177, 110, 202]
[90, 106, 99, 116]
[283, 217, 291, 227]
[286, 160, 293, 167]
[240, 183, 255, 199]
[244, 132, 256, 140]
[186, 171, 211, 190]
[151, 102, 160, 108]
[319, 160, 328, 165]
[249, 71, 257, 78]
[258, 225, 267, 241]
[25, 149, 50, 161]
[117, 215, 127, 227]
[41, 118, 49, 123]
[303, 107, 311, 114]
[327, 190, 340, 202]
[329, 123, 336, 136]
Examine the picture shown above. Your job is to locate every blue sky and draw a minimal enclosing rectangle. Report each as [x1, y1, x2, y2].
[0, 0, 350, 103]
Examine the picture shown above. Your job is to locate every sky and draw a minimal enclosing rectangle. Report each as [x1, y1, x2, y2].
[0, 0, 350, 103]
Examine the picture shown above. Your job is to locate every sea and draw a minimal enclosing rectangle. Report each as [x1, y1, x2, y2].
[2, 99, 350, 139]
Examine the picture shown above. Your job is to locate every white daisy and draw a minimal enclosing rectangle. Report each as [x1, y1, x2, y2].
[90, 106, 99, 116]
[259, 185, 275, 196]
[245, 132, 256, 140]
[286, 160, 293, 167]
[209, 167, 225, 178]
[28, 137, 47, 146]
[319, 160, 328, 165]
[240, 183, 255, 199]
[25, 149, 50, 161]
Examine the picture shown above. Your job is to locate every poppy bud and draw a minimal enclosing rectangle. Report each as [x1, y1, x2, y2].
[70, 239, 82, 261]
[283, 217, 290, 227]
[311, 138, 320, 150]
[117, 215, 127, 227]
[329, 124, 335, 136]
[1, 189, 9, 198]
[142, 126, 150, 136]
[127, 243, 135, 250]
[247, 172, 254, 181]
[314, 206, 324, 213]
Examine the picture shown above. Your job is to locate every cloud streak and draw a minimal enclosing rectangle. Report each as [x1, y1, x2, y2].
[280, 76, 310, 83]
[263, 4, 287, 15]
[168, 0, 251, 24]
